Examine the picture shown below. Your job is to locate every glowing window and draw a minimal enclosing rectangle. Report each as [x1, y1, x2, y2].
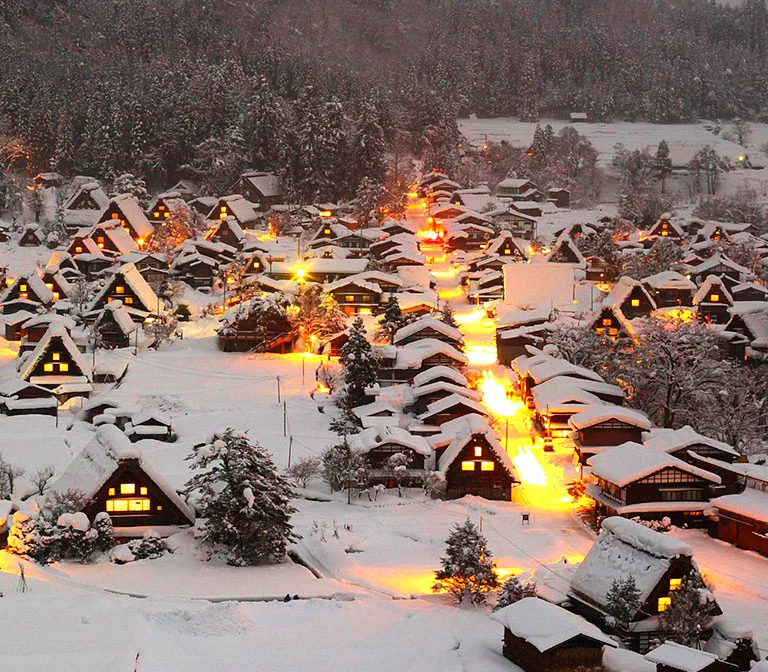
[323, 229, 331, 235]
[661, 230, 668, 236]
[157, 505, 163, 511]
[480, 461, 495, 471]
[45, 283, 53, 290]
[153, 211, 160, 218]
[97, 237, 104, 244]
[120, 483, 136, 495]
[503, 248, 511, 254]
[107, 297, 113, 303]
[59, 363, 69, 372]
[631, 299, 640, 307]
[710, 294, 720, 302]
[106, 499, 128, 512]
[219, 212, 227, 220]
[108, 488, 115, 496]
[220, 206, 227, 212]
[669, 578, 682, 591]
[345, 295, 355, 302]
[106, 498, 150, 513]
[461, 461, 476, 471]
[140, 487, 148, 495]
[474, 446, 483, 457]
[602, 318, 612, 326]
[116, 286, 125, 294]
[19, 284, 27, 292]
[52, 352, 60, 361]
[75, 247, 83, 253]
[164, 211, 169, 218]
[112, 212, 119, 219]
[125, 297, 133, 304]
[658, 597, 671, 612]
[43, 363, 54, 372]
[53, 292, 60, 300]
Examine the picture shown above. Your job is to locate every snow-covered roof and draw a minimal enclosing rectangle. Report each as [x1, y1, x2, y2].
[710, 488, 768, 523]
[588, 442, 720, 487]
[689, 253, 750, 277]
[496, 178, 533, 190]
[50, 425, 194, 523]
[412, 366, 467, 388]
[393, 316, 463, 345]
[3, 273, 54, 306]
[524, 358, 604, 386]
[94, 222, 139, 254]
[569, 406, 651, 431]
[21, 313, 76, 331]
[411, 381, 482, 402]
[533, 376, 625, 403]
[213, 195, 259, 226]
[603, 647, 656, 672]
[533, 386, 605, 412]
[742, 310, 768, 348]
[324, 276, 382, 294]
[643, 425, 738, 458]
[99, 301, 138, 335]
[497, 305, 552, 329]
[641, 270, 696, 292]
[570, 516, 694, 608]
[19, 325, 92, 382]
[418, 393, 489, 421]
[394, 339, 468, 369]
[352, 426, 432, 456]
[602, 277, 655, 311]
[91, 262, 161, 313]
[693, 275, 733, 306]
[241, 171, 282, 199]
[645, 641, 720, 672]
[65, 182, 110, 210]
[110, 194, 154, 238]
[491, 597, 616, 653]
[436, 414, 515, 476]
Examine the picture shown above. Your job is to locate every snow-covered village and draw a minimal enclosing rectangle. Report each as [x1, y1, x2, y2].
[2, 1, 768, 670]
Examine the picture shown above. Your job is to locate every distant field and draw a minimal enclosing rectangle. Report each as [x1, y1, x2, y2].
[459, 117, 768, 168]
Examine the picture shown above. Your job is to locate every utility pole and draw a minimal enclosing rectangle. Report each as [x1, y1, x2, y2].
[287, 435, 293, 469]
[283, 400, 287, 437]
[276, 376, 282, 403]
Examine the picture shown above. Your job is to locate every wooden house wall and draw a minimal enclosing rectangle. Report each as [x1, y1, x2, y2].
[715, 508, 768, 557]
[501, 629, 604, 672]
[84, 460, 191, 528]
[27, 337, 86, 379]
[444, 433, 513, 500]
[365, 445, 426, 471]
[576, 422, 644, 447]
[621, 287, 655, 318]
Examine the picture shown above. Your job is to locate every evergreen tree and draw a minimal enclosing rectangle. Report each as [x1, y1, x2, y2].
[382, 294, 404, 344]
[110, 173, 150, 208]
[340, 317, 378, 408]
[433, 519, 499, 605]
[659, 574, 716, 648]
[495, 574, 538, 611]
[436, 305, 459, 329]
[654, 140, 673, 194]
[329, 407, 363, 437]
[321, 441, 367, 492]
[7, 510, 45, 562]
[605, 575, 641, 631]
[350, 99, 387, 189]
[185, 428, 298, 565]
[518, 55, 540, 122]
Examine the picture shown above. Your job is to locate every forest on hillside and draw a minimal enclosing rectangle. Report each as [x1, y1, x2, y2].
[0, 0, 767, 194]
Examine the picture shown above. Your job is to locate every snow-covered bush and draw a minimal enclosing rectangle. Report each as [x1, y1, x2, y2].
[7, 510, 46, 562]
[321, 441, 367, 492]
[631, 516, 672, 533]
[422, 471, 446, 499]
[495, 574, 537, 611]
[185, 428, 299, 565]
[604, 575, 641, 631]
[127, 530, 168, 560]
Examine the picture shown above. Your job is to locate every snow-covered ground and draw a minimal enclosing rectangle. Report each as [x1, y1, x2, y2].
[1, 197, 767, 669]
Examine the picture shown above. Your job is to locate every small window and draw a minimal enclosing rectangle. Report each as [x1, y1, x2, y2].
[108, 488, 115, 496]
[43, 363, 54, 372]
[661, 230, 668, 236]
[125, 297, 133, 304]
[658, 597, 671, 612]
[153, 211, 160, 218]
[120, 483, 136, 495]
[345, 295, 355, 302]
[710, 294, 720, 302]
[503, 248, 511, 254]
[157, 505, 163, 511]
[602, 318, 612, 326]
[669, 578, 681, 591]
[19, 284, 27, 292]
[45, 283, 54, 290]
[631, 299, 640, 307]
[116, 286, 125, 294]
[164, 211, 170, 218]
[59, 363, 69, 372]
[52, 352, 60, 361]
[140, 487, 148, 495]
[474, 446, 483, 457]
[75, 247, 83, 253]
[111, 212, 119, 219]
[53, 292, 60, 300]
[461, 461, 475, 471]
[480, 461, 495, 471]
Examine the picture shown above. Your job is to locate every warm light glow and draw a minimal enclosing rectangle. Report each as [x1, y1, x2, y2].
[465, 344, 498, 366]
[294, 267, 307, 281]
[513, 446, 547, 487]
[669, 578, 681, 591]
[461, 461, 476, 471]
[320, 210, 332, 218]
[658, 597, 671, 612]
[479, 371, 523, 417]
[120, 483, 136, 495]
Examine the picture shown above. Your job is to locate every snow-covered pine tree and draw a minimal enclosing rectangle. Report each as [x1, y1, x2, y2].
[436, 305, 459, 329]
[317, 293, 348, 338]
[340, 317, 378, 408]
[7, 510, 46, 562]
[110, 173, 150, 208]
[659, 574, 716, 648]
[185, 428, 298, 565]
[433, 519, 499, 605]
[382, 294, 404, 344]
[329, 406, 363, 437]
[604, 575, 641, 632]
[494, 574, 537, 611]
[654, 140, 673, 194]
[349, 99, 387, 189]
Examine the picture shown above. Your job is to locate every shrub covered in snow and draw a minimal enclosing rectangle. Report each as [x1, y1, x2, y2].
[185, 428, 299, 566]
[631, 516, 672, 533]
[128, 530, 169, 561]
[494, 574, 537, 611]
[7, 510, 46, 562]
[422, 471, 446, 499]
[321, 441, 367, 492]
[604, 575, 641, 632]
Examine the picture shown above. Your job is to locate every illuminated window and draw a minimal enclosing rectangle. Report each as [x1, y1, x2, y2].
[602, 318, 612, 326]
[658, 597, 671, 612]
[220, 206, 227, 212]
[345, 295, 355, 302]
[120, 483, 136, 495]
[669, 578, 681, 591]
[140, 487, 148, 495]
[75, 247, 83, 253]
[106, 498, 150, 513]
[116, 286, 125, 294]
[19, 284, 27, 292]
[45, 283, 53, 290]
[125, 297, 133, 304]
[108, 488, 115, 496]
[44, 363, 54, 372]
[323, 228, 331, 235]
[480, 461, 495, 471]
[164, 211, 169, 218]
[53, 292, 60, 300]
[474, 446, 483, 457]
[157, 505, 163, 511]
[107, 297, 113, 303]
[631, 299, 640, 307]
[59, 363, 69, 372]
[661, 230, 668, 236]
[504, 248, 511, 254]
[710, 294, 720, 302]
[153, 211, 160, 218]
[461, 461, 476, 471]
[52, 352, 60, 361]
[112, 212, 119, 219]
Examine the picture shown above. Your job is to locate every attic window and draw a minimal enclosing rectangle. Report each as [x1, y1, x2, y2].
[44, 363, 54, 372]
[112, 213, 119, 219]
[669, 578, 681, 591]
[474, 446, 483, 457]
[323, 228, 331, 235]
[661, 230, 668, 236]
[657, 597, 671, 612]
[52, 352, 60, 361]
[125, 297, 134, 304]
[59, 363, 69, 372]
[75, 246, 83, 253]
[107, 498, 150, 512]
[140, 486, 148, 495]
[116, 286, 125, 294]
[45, 283, 54, 290]
[120, 483, 136, 495]
[108, 488, 115, 496]
[153, 211, 160, 218]
[461, 461, 476, 471]
[19, 284, 27, 292]
[631, 299, 640, 307]
[602, 318, 612, 326]
[503, 248, 511, 254]
[480, 461, 495, 471]
[710, 294, 720, 302]
[164, 211, 170, 218]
